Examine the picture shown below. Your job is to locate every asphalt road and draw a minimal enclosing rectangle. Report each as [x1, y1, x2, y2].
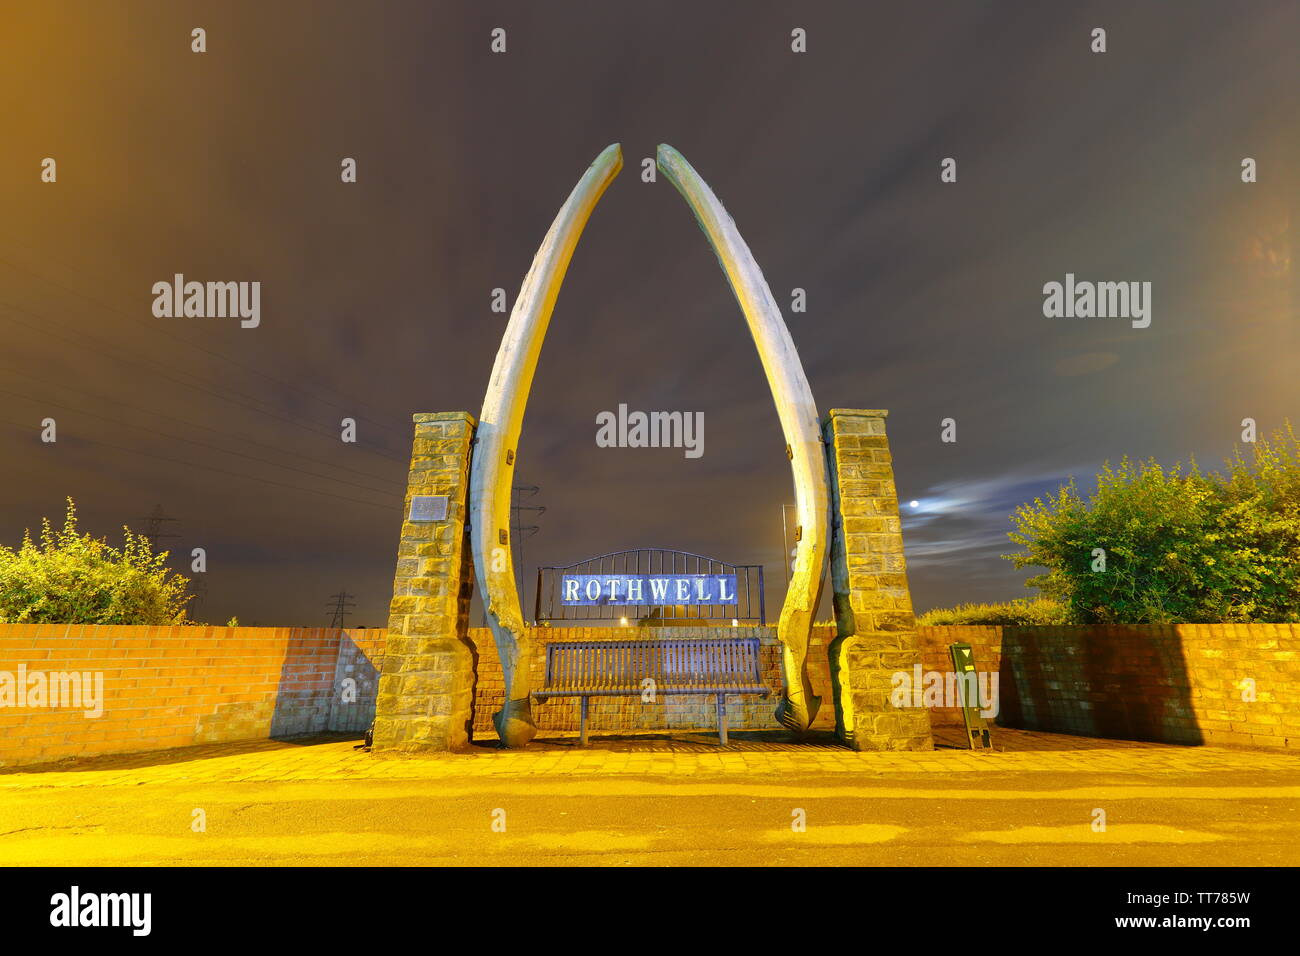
[4, 769, 1298, 866]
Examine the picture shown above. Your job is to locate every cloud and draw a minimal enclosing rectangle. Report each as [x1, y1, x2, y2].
[901, 468, 1081, 572]
[1053, 352, 1119, 377]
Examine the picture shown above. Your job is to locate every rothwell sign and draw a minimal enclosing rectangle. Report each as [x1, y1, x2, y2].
[562, 573, 738, 606]
[535, 548, 764, 623]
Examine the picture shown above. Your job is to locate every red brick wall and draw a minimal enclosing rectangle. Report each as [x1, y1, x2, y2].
[917, 624, 1299, 749]
[461, 623, 1298, 749]
[0, 624, 384, 768]
[5, 621, 1294, 765]
[995, 624, 1300, 750]
[915, 626, 1003, 726]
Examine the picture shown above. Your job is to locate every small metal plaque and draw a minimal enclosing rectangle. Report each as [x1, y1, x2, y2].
[408, 495, 448, 522]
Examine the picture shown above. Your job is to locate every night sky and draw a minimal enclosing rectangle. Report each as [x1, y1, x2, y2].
[2, 1, 1295, 626]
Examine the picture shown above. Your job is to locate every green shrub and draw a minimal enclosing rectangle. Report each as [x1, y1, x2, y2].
[916, 597, 1068, 627]
[1005, 425, 1300, 624]
[0, 498, 194, 625]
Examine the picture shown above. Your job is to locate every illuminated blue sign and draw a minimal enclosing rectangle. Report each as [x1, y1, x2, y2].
[560, 573, 738, 607]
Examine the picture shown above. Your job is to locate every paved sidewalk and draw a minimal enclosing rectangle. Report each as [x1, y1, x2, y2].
[3, 729, 1296, 865]
[2, 728, 1295, 789]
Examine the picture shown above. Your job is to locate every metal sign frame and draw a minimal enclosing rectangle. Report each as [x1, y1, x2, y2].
[535, 548, 765, 624]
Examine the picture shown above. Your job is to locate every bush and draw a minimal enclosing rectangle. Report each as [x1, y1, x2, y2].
[916, 597, 1068, 627]
[0, 498, 193, 625]
[1005, 426, 1300, 624]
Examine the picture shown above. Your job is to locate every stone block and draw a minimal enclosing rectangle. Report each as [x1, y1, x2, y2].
[372, 413, 479, 754]
[823, 409, 932, 751]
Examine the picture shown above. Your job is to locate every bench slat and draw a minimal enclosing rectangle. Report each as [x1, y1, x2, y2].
[534, 637, 769, 697]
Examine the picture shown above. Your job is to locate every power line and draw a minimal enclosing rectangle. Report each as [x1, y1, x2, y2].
[0, 254, 407, 443]
[0, 365, 399, 487]
[138, 504, 180, 549]
[0, 384, 400, 498]
[0, 298, 405, 462]
[325, 589, 356, 628]
[0, 418, 394, 512]
[189, 576, 208, 617]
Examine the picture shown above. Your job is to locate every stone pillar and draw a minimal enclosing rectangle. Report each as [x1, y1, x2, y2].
[822, 409, 933, 751]
[372, 412, 478, 753]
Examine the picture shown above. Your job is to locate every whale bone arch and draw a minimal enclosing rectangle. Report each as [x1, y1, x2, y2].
[655, 145, 828, 734]
[469, 143, 827, 747]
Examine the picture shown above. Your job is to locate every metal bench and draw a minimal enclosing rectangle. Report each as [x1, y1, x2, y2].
[532, 638, 769, 746]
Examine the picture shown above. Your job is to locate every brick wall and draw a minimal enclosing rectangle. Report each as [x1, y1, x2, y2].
[0, 624, 383, 768]
[329, 629, 387, 734]
[465, 623, 1296, 749]
[913, 624, 1298, 749]
[4, 622, 1294, 764]
[994, 624, 1300, 750]
[915, 626, 1003, 727]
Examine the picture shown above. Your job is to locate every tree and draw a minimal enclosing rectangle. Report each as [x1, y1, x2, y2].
[0, 498, 194, 625]
[1005, 426, 1300, 624]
